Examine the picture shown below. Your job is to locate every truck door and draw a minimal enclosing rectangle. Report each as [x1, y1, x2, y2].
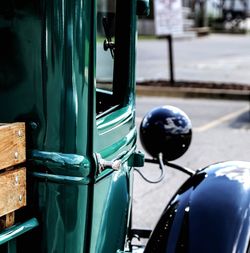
[90, 0, 137, 252]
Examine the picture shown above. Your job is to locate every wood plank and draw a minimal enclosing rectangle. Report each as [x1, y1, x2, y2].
[0, 212, 15, 230]
[0, 167, 26, 217]
[0, 123, 26, 170]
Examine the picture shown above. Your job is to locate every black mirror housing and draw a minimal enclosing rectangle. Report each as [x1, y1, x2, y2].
[140, 105, 192, 161]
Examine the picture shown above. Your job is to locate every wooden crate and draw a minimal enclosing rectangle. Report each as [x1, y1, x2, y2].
[0, 123, 26, 170]
[0, 123, 26, 229]
[0, 167, 26, 217]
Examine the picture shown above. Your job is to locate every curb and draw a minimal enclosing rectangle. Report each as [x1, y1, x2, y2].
[136, 85, 250, 101]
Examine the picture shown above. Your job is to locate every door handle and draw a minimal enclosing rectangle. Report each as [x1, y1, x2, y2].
[96, 153, 122, 173]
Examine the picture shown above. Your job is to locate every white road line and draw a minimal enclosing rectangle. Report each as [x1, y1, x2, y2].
[194, 105, 249, 133]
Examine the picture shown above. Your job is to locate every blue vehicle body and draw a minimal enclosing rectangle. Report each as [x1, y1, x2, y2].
[144, 161, 250, 253]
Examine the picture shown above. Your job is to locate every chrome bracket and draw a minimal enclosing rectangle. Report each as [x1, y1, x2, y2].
[96, 153, 122, 173]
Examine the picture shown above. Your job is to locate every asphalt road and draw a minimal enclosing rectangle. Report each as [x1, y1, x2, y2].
[136, 34, 250, 85]
[132, 96, 250, 233]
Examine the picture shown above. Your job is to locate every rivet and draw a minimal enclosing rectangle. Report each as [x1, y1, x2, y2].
[17, 129, 22, 137]
[15, 176, 19, 184]
[19, 195, 23, 201]
[14, 152, 18, 159]
[30, 122, 38, 130]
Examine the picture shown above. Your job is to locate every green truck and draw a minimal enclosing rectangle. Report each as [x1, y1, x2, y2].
[0, 0, 249, 252]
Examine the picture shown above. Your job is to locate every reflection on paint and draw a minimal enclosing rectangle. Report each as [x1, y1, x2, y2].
[215, 162, 250, 190]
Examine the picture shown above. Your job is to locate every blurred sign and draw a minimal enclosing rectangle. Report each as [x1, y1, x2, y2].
[154, 0, 184, 36]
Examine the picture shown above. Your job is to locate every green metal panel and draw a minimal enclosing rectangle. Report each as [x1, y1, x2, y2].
[0, 0, 138, 252]
[32, 178, 89, 252]
[0, 1, 95, 252]
[96, 106, 136, 159]
[0, 0, 93, 155]
[90, 165, 131, 253]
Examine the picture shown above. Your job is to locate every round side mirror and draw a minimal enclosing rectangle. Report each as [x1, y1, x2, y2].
[139, 105, 192, 161]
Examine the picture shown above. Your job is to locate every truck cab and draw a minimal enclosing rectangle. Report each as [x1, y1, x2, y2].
[0, 1, 249, 253]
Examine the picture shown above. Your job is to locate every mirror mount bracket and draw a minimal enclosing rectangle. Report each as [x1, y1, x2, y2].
[136, 0, 150, 17]
[145, 157, 195, 177]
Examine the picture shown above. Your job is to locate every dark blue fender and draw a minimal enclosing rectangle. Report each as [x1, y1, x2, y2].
[144, 161, 250, 253]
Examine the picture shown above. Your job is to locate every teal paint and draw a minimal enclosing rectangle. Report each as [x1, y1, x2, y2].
[0, 0, 139, 252]
[0, 218, 39, 246]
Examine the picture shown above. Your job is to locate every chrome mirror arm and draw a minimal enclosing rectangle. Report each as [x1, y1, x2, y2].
[145, 156, 195, 177]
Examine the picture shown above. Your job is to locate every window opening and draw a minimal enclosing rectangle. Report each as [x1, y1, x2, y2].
[96, 0, 117, 115]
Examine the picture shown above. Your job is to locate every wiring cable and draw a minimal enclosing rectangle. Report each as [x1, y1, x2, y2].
[134, 153, 165, 184]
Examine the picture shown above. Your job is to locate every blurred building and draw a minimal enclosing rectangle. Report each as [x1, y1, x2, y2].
[137, 0, 250, 35]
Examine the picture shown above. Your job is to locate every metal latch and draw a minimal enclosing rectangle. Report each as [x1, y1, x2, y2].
[96, 153, 122, 173]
